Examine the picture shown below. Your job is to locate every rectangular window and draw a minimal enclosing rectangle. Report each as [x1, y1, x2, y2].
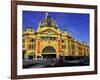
[71, 44, 75, 50]
[23, 45, 25, 48]
[62, 45, 66, 49]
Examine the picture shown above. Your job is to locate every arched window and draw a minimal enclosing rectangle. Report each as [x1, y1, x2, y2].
[29, 44, 31, 50]
[30, 39, 34, 42]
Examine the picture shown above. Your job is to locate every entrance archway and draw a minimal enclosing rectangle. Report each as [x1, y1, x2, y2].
[42, 46, 56, 58]
[23, 50, 26, 59]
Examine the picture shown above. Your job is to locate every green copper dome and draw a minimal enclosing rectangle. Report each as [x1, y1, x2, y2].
[39, 13, 58, 29]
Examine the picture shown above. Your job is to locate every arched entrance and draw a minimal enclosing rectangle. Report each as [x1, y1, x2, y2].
[23, 50, 26, 59]
[42, 46, 56, 58]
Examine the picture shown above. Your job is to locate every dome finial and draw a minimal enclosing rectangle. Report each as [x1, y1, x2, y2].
[45, 12, 48, 18]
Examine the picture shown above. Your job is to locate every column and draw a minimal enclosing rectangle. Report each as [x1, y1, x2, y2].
[35, 38, 40, 59]
[24, 36, 29, 59]
[57, 39, 61, 58]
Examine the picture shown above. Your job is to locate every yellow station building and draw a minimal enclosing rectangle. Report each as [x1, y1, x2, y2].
[22, 14, 89, 59]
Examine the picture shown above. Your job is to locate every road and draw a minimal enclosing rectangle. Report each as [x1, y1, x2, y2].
[23, 58, 89, 69]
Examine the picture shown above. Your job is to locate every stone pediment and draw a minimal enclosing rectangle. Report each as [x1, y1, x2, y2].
[39, 29, 60, 35]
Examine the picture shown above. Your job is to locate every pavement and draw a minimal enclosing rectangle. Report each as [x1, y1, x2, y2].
[23, 58, 89, 69]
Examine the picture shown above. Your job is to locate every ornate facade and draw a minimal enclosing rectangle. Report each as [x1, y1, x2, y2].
[23, 14, 89, 59]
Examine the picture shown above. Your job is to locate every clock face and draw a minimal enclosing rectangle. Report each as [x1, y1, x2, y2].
[47, 32, 51, 37]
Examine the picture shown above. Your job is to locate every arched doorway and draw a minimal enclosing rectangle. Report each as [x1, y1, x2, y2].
[42, 46, 56, 58]
[23, 50, 26, 59]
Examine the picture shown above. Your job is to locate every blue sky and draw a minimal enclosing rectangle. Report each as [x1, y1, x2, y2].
[23, 11, 90, 45]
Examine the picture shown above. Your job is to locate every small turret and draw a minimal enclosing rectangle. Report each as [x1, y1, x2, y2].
[24, 27, 34, 32]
